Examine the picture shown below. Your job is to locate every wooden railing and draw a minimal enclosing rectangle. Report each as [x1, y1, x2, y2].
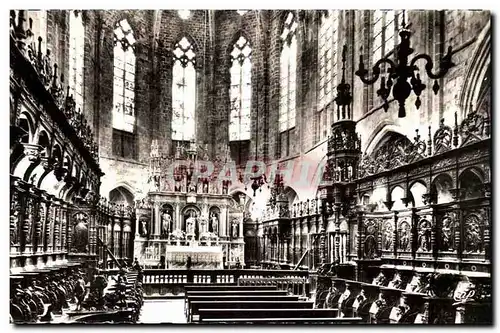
[238, 277, 309, 297]
[139, 269, 309, 297]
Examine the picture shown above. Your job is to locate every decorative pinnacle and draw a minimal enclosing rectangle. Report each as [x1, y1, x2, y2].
[340, 44, 347, 83]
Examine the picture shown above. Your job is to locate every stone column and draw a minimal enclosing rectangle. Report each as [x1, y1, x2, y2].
[174, 201, 180, 231]
[220, 204, 228, 237]
[60, 202, 68, 253]
[239, 218, 243, 238]
[54, 200, 62, 253]
[153, 202, 160, 238]
[342, 233, 347, 263]
[10, 180, 22, 255]
[46, 196, 55, 255]
[89, 209, 97, 256]
[262, 233, 266, 262]
[22, 189, 34, 257]
[40, 193, 51, 254]
[276, 235, 281, 263]
[114, 216, 121, 259]
[134, 207, 140, 237]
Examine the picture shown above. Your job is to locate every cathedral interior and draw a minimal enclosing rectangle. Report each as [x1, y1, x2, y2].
[9, 9, 492, 325]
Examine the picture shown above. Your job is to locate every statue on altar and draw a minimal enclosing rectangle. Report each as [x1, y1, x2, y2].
[186, 212, 196, 235]
[211, 213, 219, 235]
[199, 216, 208, 234]
[140, 218, 148, 237]
[231, 219, 239, 239]
[161, 210, 172, 237]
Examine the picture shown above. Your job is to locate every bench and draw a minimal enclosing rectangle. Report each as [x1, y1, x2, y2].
[198, 308, 339, 322]
[185, 285, 277, 292]
[189, 300, 314, 322]
[185, 290, 288, 316]
[184, 290, 288, 308]
[186, 295, 299, 319]
[184, 285, 278, 305]
[199, 317, 364, 324]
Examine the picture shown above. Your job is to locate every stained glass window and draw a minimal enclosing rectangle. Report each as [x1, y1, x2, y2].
[69, 11, 84, 113]
[113, 19, 136, 133]
[279, 12, 298, 133]
[172, 37, 196, 141]
[229, 35, 252, 141]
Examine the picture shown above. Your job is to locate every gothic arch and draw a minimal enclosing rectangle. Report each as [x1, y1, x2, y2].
[108, 181, 136, 199]
[311, 154, 328, 192]
[458, 20, 491, 120]
[109, 186, 135, 205]
[430, 173, 454, 204]
[227, 30, 253, 56]
[409, 181, 427, 207]
[111, 15, 140, 40]
[283, 185, 299, 205]
[171, 33, 200, 56]
[364, 123, 407, 156]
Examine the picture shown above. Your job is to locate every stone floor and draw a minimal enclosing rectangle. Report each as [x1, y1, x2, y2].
[138, 299, 186, 324]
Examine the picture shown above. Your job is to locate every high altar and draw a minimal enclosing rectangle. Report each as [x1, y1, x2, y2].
[133, 140, 245, 269]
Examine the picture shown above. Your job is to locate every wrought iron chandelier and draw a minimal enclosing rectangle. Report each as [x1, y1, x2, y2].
[355, 11, 455, 118]
[244, 164, 268, 197]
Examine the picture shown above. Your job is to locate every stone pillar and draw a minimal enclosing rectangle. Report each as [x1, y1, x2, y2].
[221, 204, 228, 237]
[54, 200, 62, 253]
[342, 233, 347, 263]
[174, 202, 180, 231]
[46, 196, 55, 254]
[40, 193, 51, 254]
[89, 209, 97, 256]
[114, 216, 121, 259]
[277, 235, 281, 263]
[10, 179, 22, 255]
[335, 233, 340, 264]
[22, 190, 34, 257]
[239, 218, 243, 238]
[134, 207, 140, 238]
[153, 202, 160, 238]
[61, 202, 68, 253]
[264, 232, 268, 262]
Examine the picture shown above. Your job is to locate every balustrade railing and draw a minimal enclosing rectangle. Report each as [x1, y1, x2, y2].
[139, 269, 309, 297]
[238, 277, 309, 297]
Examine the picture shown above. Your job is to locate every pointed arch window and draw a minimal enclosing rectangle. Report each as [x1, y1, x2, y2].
[172, 37, 196, 141]
[113, 19, 136, 133]
[317, 10, 339, 142]
[69, 11, 85, 113]
[373, 10, 396, 62]
[229, 35, 252, 141]
[279, 12, 298, 133]
[318, 10, 339, 110]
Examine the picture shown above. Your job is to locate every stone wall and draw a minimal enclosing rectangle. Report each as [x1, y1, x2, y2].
[37, 9, 490, 202]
